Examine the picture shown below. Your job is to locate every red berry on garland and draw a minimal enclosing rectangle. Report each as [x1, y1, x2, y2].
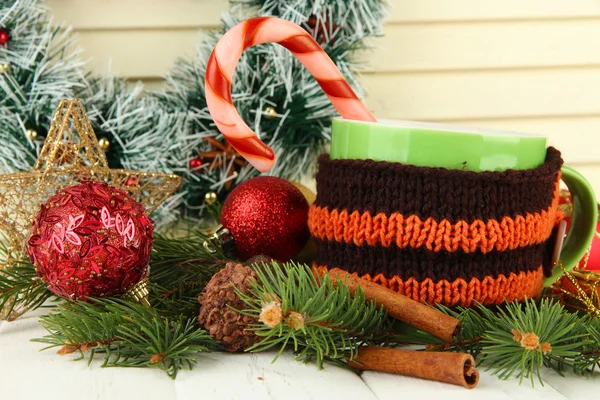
[125, 176, 139, 187]
[26, 181, 154, 300]
[0, 29, 9, 46]
[189, 157, 203, 170]
[220, 176, 309, 261]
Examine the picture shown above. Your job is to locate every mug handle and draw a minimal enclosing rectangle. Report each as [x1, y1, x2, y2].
[545, 166, 598, 286]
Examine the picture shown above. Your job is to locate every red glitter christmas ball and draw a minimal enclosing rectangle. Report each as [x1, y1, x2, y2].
[27, 181, 154, 300]
[0, 29, 9, 46]
[220, 176, 309, 261]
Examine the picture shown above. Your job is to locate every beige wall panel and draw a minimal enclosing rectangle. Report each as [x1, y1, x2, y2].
[138, 78, 165, 91]
[76, 29, 205, 77]
[47, 0, 226, 29]
[565, 164, 600, 195]
[372, 20, 600, 72]
[361, 68, 600, 121]
[47, 0, 600, 30]
[75, 19, 600, 78]
[139, 69, 600, 134]
[389, 0, 600, 23]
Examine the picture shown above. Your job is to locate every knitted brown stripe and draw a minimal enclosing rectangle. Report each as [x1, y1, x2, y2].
[314, 238, 554, 282]
[314, 147, 563, 223]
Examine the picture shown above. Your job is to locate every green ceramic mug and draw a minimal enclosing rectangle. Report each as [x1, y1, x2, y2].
[330, 118, 597, 285]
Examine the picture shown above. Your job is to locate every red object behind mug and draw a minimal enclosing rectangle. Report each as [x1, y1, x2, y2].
[559, 189, 600, 272]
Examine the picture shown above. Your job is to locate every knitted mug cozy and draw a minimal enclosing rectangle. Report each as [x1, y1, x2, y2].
[308, 147, 564, 307]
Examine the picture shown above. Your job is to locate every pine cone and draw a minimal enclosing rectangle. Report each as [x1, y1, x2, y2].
[198, 262, 260, 352]
[245, 254, 276, 267]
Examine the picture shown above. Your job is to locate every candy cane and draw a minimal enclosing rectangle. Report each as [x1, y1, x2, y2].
[205, 17, 377, 172]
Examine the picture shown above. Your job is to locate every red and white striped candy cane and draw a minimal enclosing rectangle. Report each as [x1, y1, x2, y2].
[205, 17, 377, 172]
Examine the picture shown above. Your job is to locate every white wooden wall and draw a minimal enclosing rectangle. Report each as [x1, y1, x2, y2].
[47, 0, 600, 193]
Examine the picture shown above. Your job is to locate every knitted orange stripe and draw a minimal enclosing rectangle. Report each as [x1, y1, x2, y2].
[314, 265, 544, 307]
[309, 180, 561, 254]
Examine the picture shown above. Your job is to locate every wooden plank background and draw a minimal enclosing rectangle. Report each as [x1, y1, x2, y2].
[46, 0, 600, 192]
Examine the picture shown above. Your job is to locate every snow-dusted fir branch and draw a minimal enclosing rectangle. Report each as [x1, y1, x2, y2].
[78, 77, 194, 226]
[0, 0, 388, 224]
[235, 0, 387, 40]
[0, 0, 85, 172]
[0, 0, 182, 226]
[156, 1, 387, 219]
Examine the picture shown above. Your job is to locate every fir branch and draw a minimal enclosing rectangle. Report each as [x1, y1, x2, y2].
[148, 282, 202, 319]
[144, 227, 234, 318]
[0, 259, 54, 320]
[155, 0, 388, 218]
[398, 299, 600, 386]
[1, 0, 387, 222]
[234, 0, 388, 40]
[33, 298, 216, 378]
[235, 262, 392, 368]
[480, 299, 588, 385]
[150, 228, 232, 292]
[0, 0, 86, 172]
[551, 315, 600, 375]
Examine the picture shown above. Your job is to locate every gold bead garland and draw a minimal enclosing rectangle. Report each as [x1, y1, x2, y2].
[264, 106, 278, 119]
[26, 129, 38, 140]
[204, 192, 218, 206]
[98, 137, 110, 151]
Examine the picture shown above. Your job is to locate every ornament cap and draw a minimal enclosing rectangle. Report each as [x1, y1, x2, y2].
[123, 276, 151, 307]
[203, 224, 235, 254]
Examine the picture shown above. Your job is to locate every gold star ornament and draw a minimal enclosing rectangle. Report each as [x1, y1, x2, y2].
[0, 99, 182, 264]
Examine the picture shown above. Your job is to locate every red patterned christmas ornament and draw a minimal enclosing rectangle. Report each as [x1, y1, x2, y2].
[0, 29, 9, 46]
[27, 181, 154, 300]
[220, 176, 309, 261]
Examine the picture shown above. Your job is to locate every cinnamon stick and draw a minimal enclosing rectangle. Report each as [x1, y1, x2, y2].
[348, 346, 479, 389]
[329, 268, 460, 342]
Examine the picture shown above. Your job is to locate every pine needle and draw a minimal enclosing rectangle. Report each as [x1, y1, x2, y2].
[33, 298, 216, 379]
[398, 299, 600, 386]
[234, 262, 392, 369]
[0, 260, 54, 319]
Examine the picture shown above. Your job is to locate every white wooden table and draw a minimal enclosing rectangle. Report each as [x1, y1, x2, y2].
[1, 308, 597, 400]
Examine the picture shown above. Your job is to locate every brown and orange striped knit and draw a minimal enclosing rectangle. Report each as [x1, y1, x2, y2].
[308, 147, 564, 307]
